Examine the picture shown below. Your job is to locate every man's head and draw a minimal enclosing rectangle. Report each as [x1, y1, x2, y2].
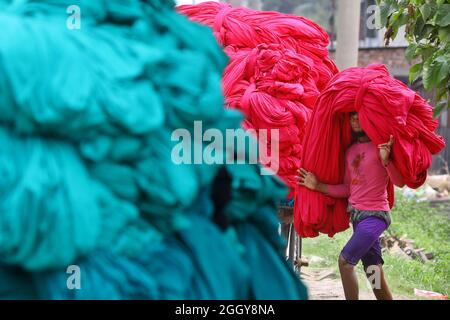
[349, 112, 367, 139]
[349, 112, 362, 132]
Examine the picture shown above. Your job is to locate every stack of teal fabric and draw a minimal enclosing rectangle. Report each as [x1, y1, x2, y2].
[0, 0, 308, 299]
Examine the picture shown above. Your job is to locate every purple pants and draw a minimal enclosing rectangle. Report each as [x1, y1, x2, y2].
[340, 217, 388, 269]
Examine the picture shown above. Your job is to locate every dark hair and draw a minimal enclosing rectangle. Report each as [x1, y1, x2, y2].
[349, 111, 358, 116]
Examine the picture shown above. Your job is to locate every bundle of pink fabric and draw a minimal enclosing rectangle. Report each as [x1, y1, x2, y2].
[295, 64, 446, 238]
[178, 2, 338, 194]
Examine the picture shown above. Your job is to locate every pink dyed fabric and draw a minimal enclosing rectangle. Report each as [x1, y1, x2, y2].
[295, 64, 445, 238]
[178, 2, 338, 195]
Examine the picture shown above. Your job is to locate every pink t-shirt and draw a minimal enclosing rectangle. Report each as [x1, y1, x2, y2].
[326, 141, 404, 211]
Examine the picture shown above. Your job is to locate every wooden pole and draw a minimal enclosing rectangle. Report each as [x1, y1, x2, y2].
[336, 0, 361, 70]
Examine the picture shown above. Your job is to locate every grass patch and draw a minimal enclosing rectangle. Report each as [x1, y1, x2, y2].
[302, 193, 450, 298]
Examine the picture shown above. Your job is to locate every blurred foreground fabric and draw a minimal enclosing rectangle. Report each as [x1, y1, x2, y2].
[0, 0, 307, 299]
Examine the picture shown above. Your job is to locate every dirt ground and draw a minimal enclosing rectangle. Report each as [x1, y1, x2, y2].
[300, 267, 410, 300]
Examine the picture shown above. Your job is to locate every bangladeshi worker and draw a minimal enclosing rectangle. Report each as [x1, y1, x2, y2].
[297, 111, 405, 300]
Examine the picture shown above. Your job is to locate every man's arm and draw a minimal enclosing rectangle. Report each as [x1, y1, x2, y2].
[297, 163, 350, 198]
[324, 162, 350, 198]
[325, 183, 350, 198]
[385, 161, 405, 187]
[378, 135, 405, 187]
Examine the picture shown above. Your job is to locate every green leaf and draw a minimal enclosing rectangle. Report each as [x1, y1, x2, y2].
[414, 16, 426, 39]
[433, 99, 448, 117]
[390, 24, 400, 40]
[420, 3, 433, 21]
[438, 26, 450, 42]
[380, 1, 400, 27]
[391, 10, 403, 23]
[423, 57, 442, 90]
[406, 43, 418, 60]
[379, 3, 393, 27]
[419, 25, 436, 40]
[419, 46, 436, 60]
[436, 85, 449, 100]
[435, 54, 446, 62]
[435, 4, 450, 27]
[409, 63, 423, 83]
[398, 11, 410, 26]
[437, 61, 449, 84]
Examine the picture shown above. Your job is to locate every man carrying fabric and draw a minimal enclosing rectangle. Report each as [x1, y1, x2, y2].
[297, 112, 405, 300]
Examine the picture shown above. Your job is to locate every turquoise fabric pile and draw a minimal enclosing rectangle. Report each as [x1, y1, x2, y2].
[0, 0, 308, 299]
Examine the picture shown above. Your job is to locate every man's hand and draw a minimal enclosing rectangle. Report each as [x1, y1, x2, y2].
[378, 135, 394, 166]
[297, 168, 319, 190]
